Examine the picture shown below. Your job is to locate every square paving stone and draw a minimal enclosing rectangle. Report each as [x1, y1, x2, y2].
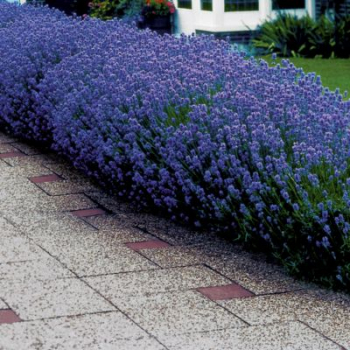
[0, 237, 47, 264]
[159, 321, 342, 350]
[117, 290, 246, 337]
[146, 221, 222, 246]
[53, 243, 157, 277]
[0, 310, 21, 324]
[0, 217, 23, 239]
[84, 265, 231, 305]
[3, 161, 52, 178]
[0, 312, 166, 350]
[205, 253, 306, 294]
[0, 133, 16, 144]
[217, 289, 350, 349]
[17, 212, 98, 240]
[0, 258, 74, 281]
[0, 159, 9, 169]
[296, 290, 350, 350]
[197, 283, 254, 301]
[44, 162, 90, 182]
[0, 278, 115, 320]
[83, 214, 132, 230]
[0, 299, 8, 309]
[140, 245, 215, 268]
[20, 212, 154, 254]
[36, 181, 97, 196]
[218, 292, 308, 326]
[0, 144, 18, 154]
[40, 194, 96, 213]
[83, 217, 155, 243]
[6, 193, 96, 214]
[10, 142, 41, 156]
[88, 210, 151, 231]
[0, 154, 50, 172]
[83, 191, 123, 213]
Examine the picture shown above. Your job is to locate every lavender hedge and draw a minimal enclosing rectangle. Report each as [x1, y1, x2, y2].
[1, 2, 350, 290]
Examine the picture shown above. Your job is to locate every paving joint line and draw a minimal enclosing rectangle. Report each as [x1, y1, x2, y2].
[13, 310, 119, 324]
[187, 287, 253, 327]
[10, 144, 41, 156]
[201, 263, 256, 292]
[136, 225, 181, 245]
[125, 249, 163, 269]
[80, 274, 171, 350]
[254, 287, 310, 297]
[21, 235, 169, 349]
[79, 263, 208, 279]
[298, 320, 347, 349]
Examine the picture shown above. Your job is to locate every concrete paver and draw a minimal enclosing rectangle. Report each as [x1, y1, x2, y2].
[84, 265, 231, 303]
[36, 180, 97, 196]
[0, 299, 7, 309]
[0, 237, 47, 263]
[0, 217, 23, 239]
[0, 131, 348, 350]
[0, 312, 166, 350]
[0, 278, 115, 320]
[0, 258, 74, 281]
[158, 321, 342, 350]
[117, 290, 247, 337]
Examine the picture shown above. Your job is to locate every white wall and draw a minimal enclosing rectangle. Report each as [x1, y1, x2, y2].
[6, 0, 26, 3]
[174, 0, 316, 35]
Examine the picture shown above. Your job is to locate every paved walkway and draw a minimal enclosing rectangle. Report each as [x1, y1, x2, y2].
[0, 131, 349, 350]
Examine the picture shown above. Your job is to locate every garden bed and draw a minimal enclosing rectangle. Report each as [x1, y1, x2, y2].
[1, 2, 350, 291]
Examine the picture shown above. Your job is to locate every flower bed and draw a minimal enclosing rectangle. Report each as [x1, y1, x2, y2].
[1, 2, 350, 291]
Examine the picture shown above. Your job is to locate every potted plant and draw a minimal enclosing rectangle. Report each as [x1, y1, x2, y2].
[139, 0, 175, 34]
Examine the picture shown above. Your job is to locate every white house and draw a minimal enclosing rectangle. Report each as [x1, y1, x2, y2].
[172, 0, 316, 35]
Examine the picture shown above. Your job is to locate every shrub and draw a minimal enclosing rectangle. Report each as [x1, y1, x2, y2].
[89, 0, 125, 20]
[88, 0, 145, 20]
[335, 14, 350, 57]
[253, 13, 350, 58]
[1, 3, 350, 291]
[253, 14, 316, 57]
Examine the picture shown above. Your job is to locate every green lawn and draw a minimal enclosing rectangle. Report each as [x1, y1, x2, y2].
[261, 57, 350, 96]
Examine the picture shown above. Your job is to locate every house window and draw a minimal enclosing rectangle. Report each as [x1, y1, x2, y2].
[178, 0, 192, 9]
[272, 0, 305, 10]
[225, 0, 259, 12]
[201, 0, 212, 11]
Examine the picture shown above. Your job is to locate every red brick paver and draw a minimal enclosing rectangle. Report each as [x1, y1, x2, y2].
[30, 174, 62, 184]
[0, 151, 26, 159]
[0, 310, 21, 324]
[197, 283, 254, 300]
[125, 240, 170, 251]
[71, 208, 106, 217]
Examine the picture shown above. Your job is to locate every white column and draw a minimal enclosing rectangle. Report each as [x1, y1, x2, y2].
[306, 0, 316, 19]
[213, 0, 225, 27]
[259, 0, 272, 24]
[193, 0, 201, 11]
